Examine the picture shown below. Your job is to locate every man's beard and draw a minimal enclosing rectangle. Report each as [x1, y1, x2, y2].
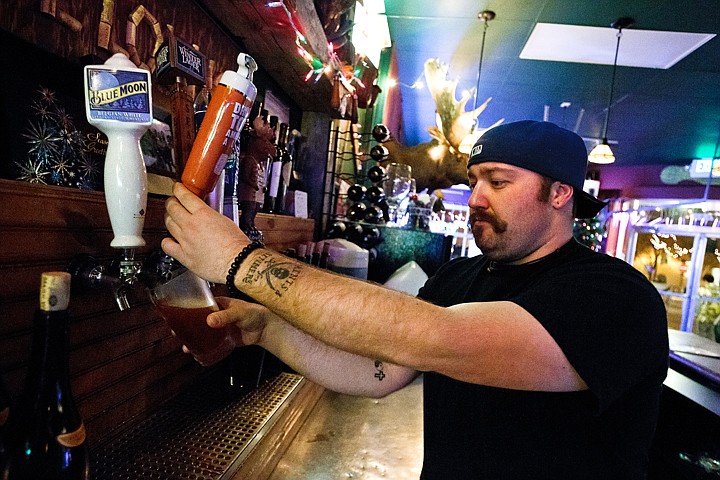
[469, 210, 512, 261]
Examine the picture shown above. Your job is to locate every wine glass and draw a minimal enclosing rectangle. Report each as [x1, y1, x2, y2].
[382, 163, 413, 225]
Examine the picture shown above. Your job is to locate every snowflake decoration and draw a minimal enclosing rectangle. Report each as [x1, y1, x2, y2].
[23, 120, 61, 164]
[57, 126, 83, 157]
[76, 152, 101, 184]
[30, 98, 52, 119]
[16, 86, 107, 190]
[14, 157, 49, 184]
[54, 107, 75, 131]
[49, 169, 63, 184]
[78, 177, 96, 190]
[49, 154, 74, 181]
[37, 87, 56, 104]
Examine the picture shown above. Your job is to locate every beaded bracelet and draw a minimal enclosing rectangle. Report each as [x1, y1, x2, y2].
[226, 241, 264, 295]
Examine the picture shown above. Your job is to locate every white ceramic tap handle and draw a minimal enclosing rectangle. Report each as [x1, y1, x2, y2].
[84, 53, 153, 249]
[104, 125, 148, 248]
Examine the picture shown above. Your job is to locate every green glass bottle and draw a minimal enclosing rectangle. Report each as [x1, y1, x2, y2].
[3, 272, 89, 479]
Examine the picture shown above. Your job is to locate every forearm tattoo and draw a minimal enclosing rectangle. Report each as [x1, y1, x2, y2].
[374, 360, 385, 381]
[242, 251, 303, 297]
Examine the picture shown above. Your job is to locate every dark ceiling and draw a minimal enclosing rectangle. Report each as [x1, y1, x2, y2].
[384, 0, 720, 167]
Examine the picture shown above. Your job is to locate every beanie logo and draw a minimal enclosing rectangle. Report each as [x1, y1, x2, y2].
[470, 144, 483, 157]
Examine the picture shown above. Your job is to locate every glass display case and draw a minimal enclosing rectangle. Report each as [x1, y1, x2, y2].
[606, 199, 720, 341]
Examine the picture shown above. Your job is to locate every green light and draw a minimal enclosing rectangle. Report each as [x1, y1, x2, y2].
[694, 142, 720, 159]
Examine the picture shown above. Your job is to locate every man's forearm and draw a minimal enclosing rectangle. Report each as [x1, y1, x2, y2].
[235, 248, 437, 370]
[261, 317, 418, 397]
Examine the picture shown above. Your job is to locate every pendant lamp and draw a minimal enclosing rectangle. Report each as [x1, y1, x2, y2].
[459, 10, 495, 154]
[588, 16, 634, 164]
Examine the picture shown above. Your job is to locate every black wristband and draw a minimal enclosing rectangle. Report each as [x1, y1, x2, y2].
[226, 241, 264, 295]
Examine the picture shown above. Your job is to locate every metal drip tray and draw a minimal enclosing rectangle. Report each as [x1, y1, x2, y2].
[91, 372, 304, 480]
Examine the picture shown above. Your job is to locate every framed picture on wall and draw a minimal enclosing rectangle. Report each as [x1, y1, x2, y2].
[141, 116, 177, 179]
[141, 94, 180, 195]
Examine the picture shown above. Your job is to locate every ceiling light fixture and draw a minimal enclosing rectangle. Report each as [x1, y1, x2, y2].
[458, 9, 495, 154]
[473, 10, 495, 112]
[588, 16, 634, 164]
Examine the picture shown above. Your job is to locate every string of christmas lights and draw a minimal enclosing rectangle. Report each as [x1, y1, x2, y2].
[266, 1, 366, 90]
[650, 233, 692, 259]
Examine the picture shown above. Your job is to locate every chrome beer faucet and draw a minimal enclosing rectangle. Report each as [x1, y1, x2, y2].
[68, 252, 137, 311]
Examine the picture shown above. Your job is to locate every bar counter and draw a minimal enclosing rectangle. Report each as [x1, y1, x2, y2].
[651, 330, 720, 478]
[665, 329, 720, 415]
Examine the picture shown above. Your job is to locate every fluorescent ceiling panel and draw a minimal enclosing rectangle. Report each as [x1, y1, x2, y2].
[520, 23, 715, 69]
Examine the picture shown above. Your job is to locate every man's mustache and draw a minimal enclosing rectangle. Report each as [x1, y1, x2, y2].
[469, 211, 508, 233]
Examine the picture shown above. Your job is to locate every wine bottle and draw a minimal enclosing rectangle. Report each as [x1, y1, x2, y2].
[4, 272, 89, 480]
[254, 108, 269, 213]
[303, 242, 315, 264]
[264, 118, 283, 213]
[286, 128, 304, 192]
[193, 84, 210, 134]
[274, 123, 291, 213]
[296, 244, 308, 263]
[311, 241, 323, 266]
[193, 59, 214, 133]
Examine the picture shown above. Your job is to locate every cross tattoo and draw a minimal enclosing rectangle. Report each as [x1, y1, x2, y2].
[374, 360, 385, 381]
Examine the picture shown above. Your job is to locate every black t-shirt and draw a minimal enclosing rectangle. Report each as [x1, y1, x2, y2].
[417, 239, 668, 479]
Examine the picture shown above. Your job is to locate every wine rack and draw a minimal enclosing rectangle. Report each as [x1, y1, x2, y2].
[320, 119, 389, 251]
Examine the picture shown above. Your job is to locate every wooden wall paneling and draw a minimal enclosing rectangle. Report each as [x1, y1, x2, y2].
[0, 295, 172, 391]
[79, 349, 191, 421]
[72, 334, 180, 399]
[0, 0, 332, 114]
[70, 316, 171, 374]
[1, 226, 114, 265]
[84, 361, 205, 445]
[256, 214, 315, 252]
[74, 298, 155, 329]
[0, 0, 91, 61]
[0, 263, 75, 301]
[0, 336, 33, 381]
[0, 177, 315, 446]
